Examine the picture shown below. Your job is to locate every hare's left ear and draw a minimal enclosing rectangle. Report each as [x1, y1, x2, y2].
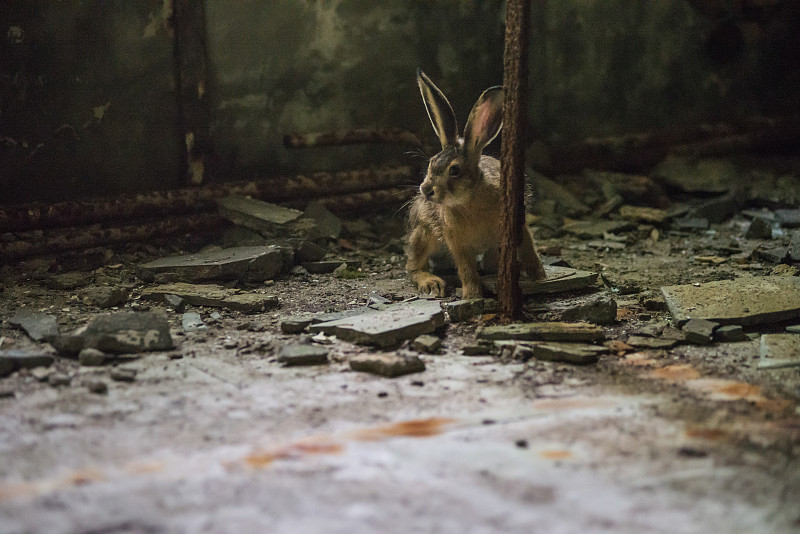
[417, 69, 458, 148]
[463, 86, 503, 159]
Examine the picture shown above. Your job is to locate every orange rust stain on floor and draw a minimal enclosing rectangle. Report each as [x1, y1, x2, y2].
[684, 427, 727, 441]
[649, 364, 701, 381]
[351, 417, 457, 441]
[539, 449, 573, 460]
[245, 440, 345, 469]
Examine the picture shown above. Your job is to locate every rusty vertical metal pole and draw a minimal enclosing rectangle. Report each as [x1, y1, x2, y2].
[498, 0, 531, 320]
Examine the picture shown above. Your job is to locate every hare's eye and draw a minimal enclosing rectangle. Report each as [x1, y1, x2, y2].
[449, 164, 461, 176]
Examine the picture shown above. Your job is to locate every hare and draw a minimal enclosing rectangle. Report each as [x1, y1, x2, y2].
[405, 69, 547, 299]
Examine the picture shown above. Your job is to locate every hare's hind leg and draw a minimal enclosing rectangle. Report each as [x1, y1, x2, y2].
[520, 226, 547, 281]
[406, 225, 446, 297]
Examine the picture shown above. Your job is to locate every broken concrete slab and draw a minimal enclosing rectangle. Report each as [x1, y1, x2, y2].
[79, 286, 129, 309]
[309, 299, 444, 348]
[288, 239, 327, 263]
[182, 312, 207, 332]
[411, 334, 442, 354]
[304, 200, 342, 239]
[7, 313, 59, 342]
[531, 342, 605, 365]
[0, 349, 55, 377]
[682, 318, 719, 345]
[217, 195, 303, 234]
[714, 325, 746, 343]
[652, 156, 738, 194]
[349, 352, 425, 377]
[477, 322, 605, 343]
[141, 283, 280, 313]
[446, 299, 490, 323]
[559, 295, 617, 325]
[482, 265, 598, 296]
[138, 245, 290, 283]
[78, 348, 108, 366]
[80, 311, 173, 354]
[562, 219, 636, 239]
[758, 334, 800, 370]
[277, 344, 329, 366]
[310, 308, 372, 325]
[661, 276, 800, 326]
[280, 316, 312, 334]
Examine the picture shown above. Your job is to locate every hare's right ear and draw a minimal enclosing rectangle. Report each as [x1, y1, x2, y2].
[417, 69, 458, 148]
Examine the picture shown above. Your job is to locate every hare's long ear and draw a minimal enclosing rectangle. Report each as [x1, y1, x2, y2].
[463, 86, 503, 161]
[417, 69, 458, 148]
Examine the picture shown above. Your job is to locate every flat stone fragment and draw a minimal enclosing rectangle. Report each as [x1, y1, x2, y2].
[626, 335, 681, 350]
[619, 205, 668, 224]
[138, 245, 288, 283]
[141, 283, 279, 313]
[775, 208, 800, 228]
[277, 344, 329, 366]
[280, 316, 312, 334]
[82, 311, 174, 353]
[301, 260, 361, 274]
[78, 348, 107, 366]
[309, 299, 445, 348]
[715, 325, 747, 342]
[682, 318, 719, 345]
[661, 276, 800, 326]
[461, 342, 496, 356]
[477, 322, 605, 343]
[483, 265, 598, 296]
[164, 294, 186, 312]
[110, 367, 138, 382]
[411, 334, 442, 354]
[310, 308, 372, 324]
[559, 295, 617, 325]
[0, 350, 55, 377]
[42, 272, 91, 290]
[758, 334, 800, 370]
[182, 312, 207, 332]
[787, 325, 800, 334]
[672, 217, 709, 231]
[446, 299, 487, 323]
[789, 231, 800, 262]
[562, 219, 636, 239]
[217, 195, 303, 234]
[7, 313, 59, 341]
[304, 200, 342, 239]
[349, 353, 425, 377]
[532, 343, 604, 365]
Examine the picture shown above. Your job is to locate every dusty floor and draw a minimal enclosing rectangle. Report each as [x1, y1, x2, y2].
[1, 184, 800, 533]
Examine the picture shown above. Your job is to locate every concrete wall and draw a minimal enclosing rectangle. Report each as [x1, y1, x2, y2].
[1, 0, 797, 204]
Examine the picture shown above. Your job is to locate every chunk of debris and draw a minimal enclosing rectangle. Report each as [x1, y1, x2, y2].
[288, 238, 327, 263]
[349, 352, 425, 377]
[79, 286, 129, 309]
[302, 260, 361, 274]
[753, 243, 789, 264]
[42, 272, 91, 290]
[334, 263, 366, 279]
[652, 156, 738, 194]
[446, 299, 490, 323]
[775, 208, 800, 228]
[182, 312, 207, 332]
[619, 206, 668, 224]
[281, 316, 312, 334]
[61, 311, 174, 354]
[110, 367, 137, 382]
[714, 325, 746, 343]
[532, 342, 606, 365]
[626, 336, 681, 350]
[48, 373, 71, 387]
[141, 283, 279, 313]
[78, 348, 107, 366]
[690, 189, 745, 223]
[411, 334, 442, 354]
[461, 341, 497, 356]
[787, 325, 800, 334]
[217, 195, 303, 234]
[672, 217, 710, 231]
[138, 245, 290, 283]
[682, 318, 719, 345]
[758, 334, 800, 370]
[745, 217, 774, 239]
[84, 379, 108, 395]
[661, 276, 800, 326]
[559, 294, 617, 325]
[309, 299, 445, 348]
[304, 200, 342, 239]
[277, 344, 329, 366]
[562, 220, 636, 239]
[163, 294, 186, 312]
[0, 349, 55, 377]
[477, 322, 605, 343]
[7, 313, 59, 342]
[483, 265, 598, 296]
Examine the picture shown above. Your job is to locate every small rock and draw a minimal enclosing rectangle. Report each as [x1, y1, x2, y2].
[511, 344, 535, 361]
[477, 322, 605, 343]
[80, 286, 129, 309]
[30, 367, 52, 381]
[619, 206, 668, 224]
[304, 200, 342, 239]
[787, 325, 800, 334]
[532, 343, 605, 365]
[349, 352, 425, 377]
[714, 325, 746, 342]
[411, 334, 442, 354]
[81, 311, 173, 353]
[690, 189, 745, 224]
[164, 294, 186, 312]
[626, 336, 681, 350]
[745, 217, 773, 239]
[281, 316, 312, 334]
[182, 312, 207, 332]
[0, 349, 54, 377]
[672, 217, 710, 231]
[754, 243, 788, 264]
[446, 299, 489, 323]
[277, 344, 329, 366]
[7, 313, 59, 342]
[217, 195, 303, 234]
[461, 342, 496, 356]
[48, 373, 71, 387]
[303, 260, 361, 274]
[771, 264, 799, 277]
[110, 367, 138, 382]
[652, 156, 738, 194]
[289, 239, 327, 263]
[789, 231, 800, 262]
[682, 318, 719, 345]
[78, 348, 108, 366]
[84, 380, 108, 395]
[559, 295, 617, 325]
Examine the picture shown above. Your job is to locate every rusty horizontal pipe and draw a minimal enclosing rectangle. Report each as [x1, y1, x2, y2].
[283, 128, 423, 149]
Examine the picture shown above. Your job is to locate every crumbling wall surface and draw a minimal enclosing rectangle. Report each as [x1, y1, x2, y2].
[0, 1, 181, 204]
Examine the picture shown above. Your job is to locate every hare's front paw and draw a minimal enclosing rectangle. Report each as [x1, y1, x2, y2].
[416, 274, 446, 297]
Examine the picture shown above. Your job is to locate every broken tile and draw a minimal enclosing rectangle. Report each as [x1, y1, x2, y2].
[78, 348, 107, 366]
[281, 316, 312, 334]
[531, 343, 605, 365]
[483, 265, 598, 296]
[7, 313, 59, 342]
[562, 220, 636, 239]
[477, 322, 605, 343]
[304, 200, 342, 239]
[182, 312, 207, 332]
[141, 283, 279, 313]
[559, 295, 617, 325]
[217, 195, 303, 234]
[446, 299, 488, 323]
[139, 245, 289, 283]
[349, 352, 425, 377]
[81, 311, 173, 354]
[661, 276, 800, 326]
[626, 336, 681, 350]
[652, 156, 738, 194]
[619, 206, 668, 224]
[302, 260, 361, 274]
[758, 334, 800, 370]
[714, 325, 746, 343]
[682, 318, 719, 345]
[309, 299, 444, 348]
[277, 344, 329, 366]
[411, 334, 442, 354]
[0, 349, 54, 377]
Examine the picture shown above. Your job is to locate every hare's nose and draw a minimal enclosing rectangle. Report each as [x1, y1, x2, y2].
[421, 182, 434, 199]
